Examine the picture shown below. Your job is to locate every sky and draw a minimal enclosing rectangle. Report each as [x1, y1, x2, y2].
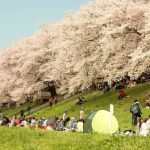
[0, 0, 90, 49]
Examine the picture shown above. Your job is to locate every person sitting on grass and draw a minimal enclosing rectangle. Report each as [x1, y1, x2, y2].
[31, 117, 36, 127]
[46, 117, 59, 131]
[56, 119, 64, 131]
[69, 117, 77, 132]
[15, 117, 21, 126]
[146, 115, 150, 132]
[1, 115, 10, 126]
[102, 81, 110, 93]
[35, 119, 39, 129]
[139, 118, 149, 136]
[20, 118, 28, 127]
[118, 90, 128, 100]
[9, 115, 16, 127]
[42, 117, 48, 129]
[76, 119, 84, 132]
[81, 97, 87, 103]
[143, 96, 150, 108]
[38, 117, 44, 128]
[76, 97, 86, 106]
[39, 116, 47, 129]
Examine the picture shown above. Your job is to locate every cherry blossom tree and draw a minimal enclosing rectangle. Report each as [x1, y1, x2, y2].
[0, 0, 150, 104]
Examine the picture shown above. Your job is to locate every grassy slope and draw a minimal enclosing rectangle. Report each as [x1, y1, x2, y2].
[0, 83, 150, 150]
[34, 83, 150, 130]
[0, 102, 34, 117]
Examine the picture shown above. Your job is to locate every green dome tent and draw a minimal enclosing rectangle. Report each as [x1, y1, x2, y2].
[83, 110, 119, 134]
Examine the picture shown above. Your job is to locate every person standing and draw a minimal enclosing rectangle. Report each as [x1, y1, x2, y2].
[130, 99, 142, 130]
[80, 108, 85, 120]
[135, 118, 143, 135]
[63, 111, 70, 126]
[63, 111, 67, 121]
[54, 97, 58, 105]
[49, 98, 53, 107]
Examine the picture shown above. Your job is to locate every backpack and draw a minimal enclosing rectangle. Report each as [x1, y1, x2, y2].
[131, 104, 140, 115]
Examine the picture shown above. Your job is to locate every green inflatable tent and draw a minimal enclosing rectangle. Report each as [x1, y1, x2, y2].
[83, 110, 119, 134]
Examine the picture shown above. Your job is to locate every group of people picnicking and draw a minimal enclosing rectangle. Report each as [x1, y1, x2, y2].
[101, 80, 131, 100]
[0, 97, 150, 136]
[100, 74, 131, 94]
[0, 78, 150, 136]
[1, 95, 150, 136]
[0, 108, 85, 133]
[101, 74, 147, 94]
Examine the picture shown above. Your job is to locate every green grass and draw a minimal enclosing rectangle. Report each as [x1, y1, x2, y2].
[0, 83, 150, 150]
[0, 127, 150, 150]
